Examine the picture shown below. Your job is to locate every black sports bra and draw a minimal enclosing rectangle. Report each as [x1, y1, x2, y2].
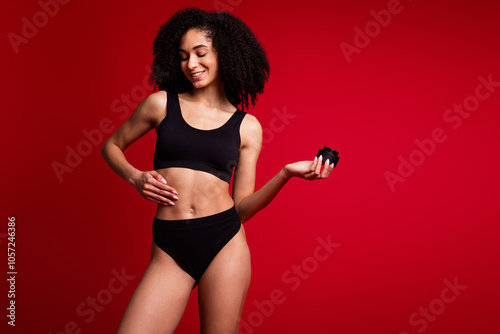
[153, 90, 247, 183]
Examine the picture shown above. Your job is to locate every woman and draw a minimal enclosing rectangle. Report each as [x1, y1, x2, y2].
[101, 7, 334, 334]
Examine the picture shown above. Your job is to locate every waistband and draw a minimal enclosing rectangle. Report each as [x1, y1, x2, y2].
[153, 205, 239, 230]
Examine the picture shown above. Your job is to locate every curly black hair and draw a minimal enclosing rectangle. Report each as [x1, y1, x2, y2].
[148, 7, 270, 111]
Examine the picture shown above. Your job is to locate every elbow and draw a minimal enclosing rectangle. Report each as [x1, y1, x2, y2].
[237, 207, 252, 224]
[100, 140, 108, 159]
[234, 194, 254, 224]
[240, 211, 256, 224]
[100, 138, 115, 159]
[234, 199, 246, 223]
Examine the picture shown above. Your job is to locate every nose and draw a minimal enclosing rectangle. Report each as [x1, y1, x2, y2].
[187, 55, 198, 70]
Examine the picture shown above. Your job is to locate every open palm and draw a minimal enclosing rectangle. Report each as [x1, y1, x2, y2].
[285, 156, 335, 180]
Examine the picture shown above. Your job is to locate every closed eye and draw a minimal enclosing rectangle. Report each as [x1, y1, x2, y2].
[180, 53, 207, 61]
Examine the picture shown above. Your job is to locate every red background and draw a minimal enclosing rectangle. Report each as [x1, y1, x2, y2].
[2, 0, 499, 333]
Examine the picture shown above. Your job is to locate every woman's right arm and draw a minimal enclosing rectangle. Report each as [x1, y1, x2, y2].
[100, 91, 178, 205]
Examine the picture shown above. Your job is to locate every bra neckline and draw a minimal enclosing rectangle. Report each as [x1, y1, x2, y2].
[176, 93, 239, 132]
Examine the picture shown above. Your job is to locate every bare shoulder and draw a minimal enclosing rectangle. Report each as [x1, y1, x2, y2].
[103, 90, 167, 151]
[138, 90, 167, 129]
[240, 113, 262, 148]
[146, 89, 167, 105]
[143, 90, 167, 116]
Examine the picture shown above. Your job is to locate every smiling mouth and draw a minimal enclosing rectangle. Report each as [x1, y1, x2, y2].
[191, 70, 205, 78]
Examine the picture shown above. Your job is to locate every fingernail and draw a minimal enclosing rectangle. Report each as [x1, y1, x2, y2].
[325, 158, 330, 166]
[161, 178, 167, 184]
[314, 156, 318, 162]
[330, 162, 334, 168]
[163, 202, 169, 206]
[173, 195, 179, 200]
[319, 155, 323, 161]
[172, 190, 178, 194]
[169, 201, 175, 206]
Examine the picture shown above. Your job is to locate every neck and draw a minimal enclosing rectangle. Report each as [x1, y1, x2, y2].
[187, 79, 229, 108]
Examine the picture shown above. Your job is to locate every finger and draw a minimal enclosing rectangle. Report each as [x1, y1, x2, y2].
[325, 161, 334, 178]
[150, 172, 178, 194]
[142, 189, 165, 205]
[142, 189, 165, 204]
[159, 187, 179, 201]
[143, 189, 175, 206]
[152, 171, 168, 187]
[145, 177, 178, 199]
[323, 159, 335, 178]
[149, 184, 178, 202]
[320, 158, 330, 178]
[314, 155, 322, 176]
[310, 156, 318, 171]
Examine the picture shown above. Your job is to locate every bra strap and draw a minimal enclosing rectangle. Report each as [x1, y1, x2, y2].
[166, 90, 181, 121]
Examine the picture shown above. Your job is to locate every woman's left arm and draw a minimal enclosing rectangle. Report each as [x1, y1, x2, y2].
[232, 114, 334, 223]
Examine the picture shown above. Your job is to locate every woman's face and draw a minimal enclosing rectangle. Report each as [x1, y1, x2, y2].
[179, 28, 220, 89]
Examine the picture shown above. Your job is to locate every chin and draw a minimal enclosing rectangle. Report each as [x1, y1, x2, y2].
[191, 79, 215, 89]
[191, 81, 206, 89]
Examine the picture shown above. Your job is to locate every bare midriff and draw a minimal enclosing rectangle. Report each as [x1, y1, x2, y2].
[154, 167, 235, 220]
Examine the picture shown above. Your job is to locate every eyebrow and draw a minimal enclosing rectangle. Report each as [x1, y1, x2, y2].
[178, 45, 208, 52]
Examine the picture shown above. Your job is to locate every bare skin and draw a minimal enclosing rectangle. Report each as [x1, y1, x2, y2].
[101, 28, 334, 334]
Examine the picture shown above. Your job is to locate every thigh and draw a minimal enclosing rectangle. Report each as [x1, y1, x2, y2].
[116, 241, 196, 334]
[197, 224, 252, 334]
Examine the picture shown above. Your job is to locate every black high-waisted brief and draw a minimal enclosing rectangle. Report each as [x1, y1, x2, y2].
[152, 205, 241, 280]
